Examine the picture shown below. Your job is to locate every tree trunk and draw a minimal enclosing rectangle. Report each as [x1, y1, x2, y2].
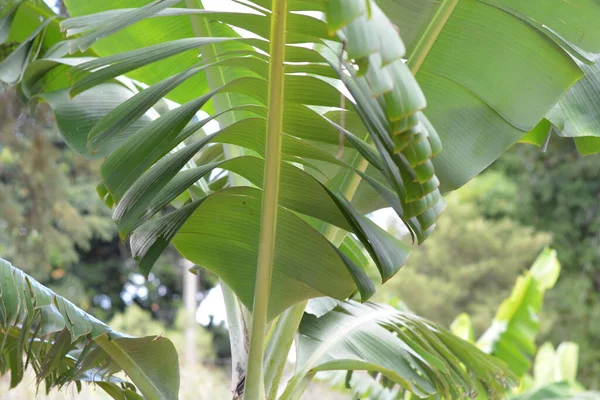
[182, 259, 198, 366]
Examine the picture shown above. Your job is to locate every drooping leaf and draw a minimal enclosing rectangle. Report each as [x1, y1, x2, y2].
[544, 61, 600, 155]
[282, 301, 517, 399]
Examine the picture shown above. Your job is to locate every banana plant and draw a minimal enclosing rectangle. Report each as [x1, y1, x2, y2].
[1, 0, 600, 399]
[477, 248, 560, 378]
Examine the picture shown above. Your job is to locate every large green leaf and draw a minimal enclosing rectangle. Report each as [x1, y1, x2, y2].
[476, 248, 560, 377]
[281, 301, 517, 399]
[379, 0, 600, 190]
[63, 0, 210, 107]
[0, 0, 441, 320]
[0, 258, 179, 399]
[172, 187, 364, 319]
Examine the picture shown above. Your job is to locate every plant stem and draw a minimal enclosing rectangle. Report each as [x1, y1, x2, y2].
[407, 0, 460, 74]
[263, 301, 306, 398]
[263, 107, 369, 397]
[263, 163, 370, 396]
[244, 0, 288, 399]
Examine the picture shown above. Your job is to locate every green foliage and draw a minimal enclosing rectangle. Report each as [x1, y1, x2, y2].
[508, 342, 600, 399]
[2, 0, 600, 399]
[542, 275, 600, 389]
[530, 342, 580, 389]
[509, 382, 600, 400]
[448, 250, 600, 399]
[287, 301, 517, 400]
[0, 258, 180, 399]
[547, 60, 600, 155]
[477, 248, 560, 378]
[495, 141, 600, 275]
[454, 171, 519, 219]
[379, 0, 600, 190]
[491, 140, 600, 387]
[331, 250, 593, 400]
[378, 197, 550, 335]
[0, 87, 187, 324]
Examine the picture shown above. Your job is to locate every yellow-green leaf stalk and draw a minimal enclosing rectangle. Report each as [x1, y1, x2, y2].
[244, 0, 288, 398]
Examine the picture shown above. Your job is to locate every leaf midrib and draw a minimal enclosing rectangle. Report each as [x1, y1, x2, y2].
[96, 335, 166, 400]
[407, 0, 460, 75]
[298, 307, 393, 377]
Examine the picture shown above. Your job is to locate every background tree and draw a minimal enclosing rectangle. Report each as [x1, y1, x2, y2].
[0, 88, 114, 277]
[0, 87, 196, 323]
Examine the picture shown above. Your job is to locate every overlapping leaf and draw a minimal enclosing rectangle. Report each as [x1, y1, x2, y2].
[0, 0, 441, 319]
[547, 62, 600, 155]
[379, 0, 600, 190]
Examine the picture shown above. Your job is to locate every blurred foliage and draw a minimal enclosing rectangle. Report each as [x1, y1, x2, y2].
[490, 139, 600, 388]
[542, 274, 600, 389]
[0, 88, 114, 276]
[0, 88, 196, 323]
[454, 170, 520, 219]
[494, 139, 600, 275]
[378, 196, 550, 335]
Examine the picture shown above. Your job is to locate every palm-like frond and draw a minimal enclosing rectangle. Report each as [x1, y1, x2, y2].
[0, 258, 179, 399]
[1, 0, 445, 320]
[324, 249, 563, 400]
[281, 301, 517, 400]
